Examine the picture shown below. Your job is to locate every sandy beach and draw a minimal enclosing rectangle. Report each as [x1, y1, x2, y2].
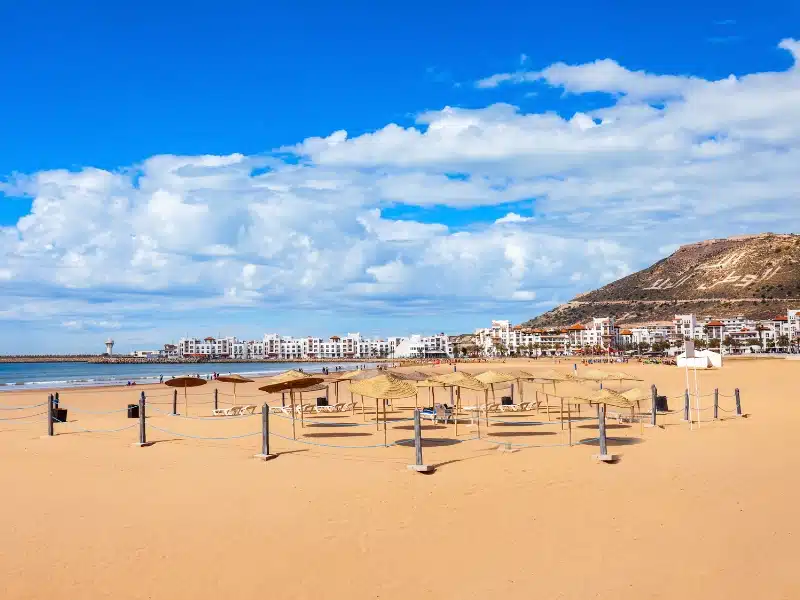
[1, 358, 798, 599]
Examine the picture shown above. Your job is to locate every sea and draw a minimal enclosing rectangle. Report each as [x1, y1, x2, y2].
[0, 361, 376, 391]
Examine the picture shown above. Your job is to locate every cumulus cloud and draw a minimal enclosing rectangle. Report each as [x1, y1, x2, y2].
[2, 38, 800, 340]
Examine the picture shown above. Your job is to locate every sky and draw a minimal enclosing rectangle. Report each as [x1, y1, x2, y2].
[1, 1, 800, 353]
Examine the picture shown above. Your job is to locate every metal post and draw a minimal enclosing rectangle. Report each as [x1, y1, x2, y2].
[511, 383, 514, 403]
[172, 389, 178, 416]
[214, 388, 218, 411]
[414, 409, 423, 465]
[254, 402, 276, 460]
[137, 391, 147, 446]
[598, 404, 608, 457]
[262, 403, 269, 455]
[713, 388, 719, 420]
[407, 409, 433, 472]
[735, 388, 742, 416]
[47, 393, 54, 437]
[684, 389, 690, 421]
[650, 385, 657, 427]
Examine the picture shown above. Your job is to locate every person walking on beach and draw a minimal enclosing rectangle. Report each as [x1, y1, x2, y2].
[159, 375, 163, 384]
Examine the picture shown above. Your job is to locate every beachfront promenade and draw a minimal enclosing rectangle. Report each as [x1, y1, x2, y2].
[1, 358, 796, 600]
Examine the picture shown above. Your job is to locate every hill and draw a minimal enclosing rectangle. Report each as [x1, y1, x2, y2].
[525, 233, 800, 328]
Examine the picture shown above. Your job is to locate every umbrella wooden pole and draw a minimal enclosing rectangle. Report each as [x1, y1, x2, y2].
[383, 398, 387, 447]
[184, 385, 188, 416]
[567, 401, 572, 446]
[361, 395, 365, 420]
[485, 389, 489, 427]
[560, 398, 564, 431]
[546, 393, 550, 421]
[300, 391, 305, 429]
[233, 383, 237, 407]
[455, 387, 460, 437]
[335, 381, 339, 403]
[291, 389, 296, 440]
[375, 398, 379, 430]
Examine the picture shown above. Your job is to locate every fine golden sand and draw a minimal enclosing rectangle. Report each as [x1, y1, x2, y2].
[1, 358, 798, 599]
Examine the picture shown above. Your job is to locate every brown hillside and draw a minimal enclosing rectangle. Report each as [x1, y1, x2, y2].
[526, 233, 800, 327]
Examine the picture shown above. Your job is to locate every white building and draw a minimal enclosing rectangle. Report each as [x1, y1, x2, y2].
[474, 320, 569, 356]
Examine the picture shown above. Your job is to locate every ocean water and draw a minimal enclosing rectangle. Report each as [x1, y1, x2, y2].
[0, 361, 375, 391]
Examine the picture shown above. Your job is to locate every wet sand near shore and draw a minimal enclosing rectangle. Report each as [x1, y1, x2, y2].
[1, 358, 797, 599]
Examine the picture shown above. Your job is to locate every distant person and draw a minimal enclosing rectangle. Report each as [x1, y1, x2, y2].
[159, 375, 163, 384]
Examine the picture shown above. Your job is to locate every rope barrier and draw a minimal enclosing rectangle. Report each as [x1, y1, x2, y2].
[269, 411, 414, 427]
[147, 423, 262, 441]
[60, 406, 130, 414]
[0, 402, 49, 411]
[147, 405, 259, 420]
[53, 418, 139, 434]
[269, 430, 396, 449]
[0, 412, 47, 421]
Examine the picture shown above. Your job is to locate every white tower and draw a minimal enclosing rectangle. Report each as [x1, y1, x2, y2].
[105, 339, 115, 356]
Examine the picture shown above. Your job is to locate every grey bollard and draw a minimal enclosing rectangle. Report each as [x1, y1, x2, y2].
[254, 403, 276, 460]
[735, 388, 742, 416]
[407, 409, 433, 472]
[138, 391, 147, 445]
[684, 390, 690, 421]
[650, 385, 657, 427]
[262, 403, 269, 456]
[598, 404, 608, 456]
[214, 388, 218, 411]
[172, 389, 178, 415]
[714, 388, 719, 419]
[47, 393, 54, 437]
[414, 409, 423, 466]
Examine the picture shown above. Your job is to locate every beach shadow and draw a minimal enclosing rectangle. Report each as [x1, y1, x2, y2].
[582, 436, 643, 447]
[302, 432, 373, 439]
[577, 423, 632, 430]
[305, 422, 361, 428]
[392, 424, 447, 431]
[395, 438, 462, 448]
[482, 431, 557, 437]
[491, 421, 551, 427]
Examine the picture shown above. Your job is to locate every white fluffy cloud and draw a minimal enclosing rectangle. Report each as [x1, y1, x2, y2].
[2, 38, 800, 341]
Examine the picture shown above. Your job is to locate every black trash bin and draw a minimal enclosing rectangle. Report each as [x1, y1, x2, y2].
[655, 395, 669, 412]
[127, 404, 139, 419]
[501, 396, 513, 405]
[316, 397, 328, 407]
[53, 408, 68, 423]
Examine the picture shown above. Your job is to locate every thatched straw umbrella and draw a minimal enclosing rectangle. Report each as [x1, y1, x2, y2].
[215, 374, 254, 406]
[475, 370, 518, 426]
[348, 374, 417, 446]
[415, 378, 449, 410]
[507, 369, 538, 405]
[294, 381, 330, 407]
[258, 370, 324, 439]
[604, 371, 643, 390]
[431, 372, 488, 437]
[164, 376, 207, 416]
[331, 368, 376, 416]
[566, 388, 638, 447]
[532, 369, 573, 420]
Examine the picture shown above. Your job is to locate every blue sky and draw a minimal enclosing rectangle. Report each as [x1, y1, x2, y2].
[1, 1, 800, 353]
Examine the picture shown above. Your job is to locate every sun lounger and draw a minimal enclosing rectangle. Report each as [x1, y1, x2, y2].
[239, 405, 257, 415]
[270, 406, 293, 415]
[338, 402, 354, 412]
[212, 406, 242, 416]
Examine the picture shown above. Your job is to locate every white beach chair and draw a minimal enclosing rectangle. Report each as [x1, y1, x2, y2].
[212, 406, 242, 416]
[338, 402, 354, 412]
[239, 405, 257, 415]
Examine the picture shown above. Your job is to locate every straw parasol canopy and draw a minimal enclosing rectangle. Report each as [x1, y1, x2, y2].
[349, 374, 417, 445]
[605, 371, 643, 384]
[258, 370, 326, 439]
[573, 369, 613, 382]
[475, 370, 518, 385]
[164, 375, 208, 388]
[164, 376, 208, 416]
[620, 388, 648, 403]
[534, 369, 574, 382]
[215, 374, 254, 405]
[294, 382, 329, 393]
[216, 374, 254, 384]
[348, 374, 418, 400]
[258, 370, 324, 393]
[570, 388, 637, 409]
[388, 369, 433, 382]
[432, 371, 488, 392]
